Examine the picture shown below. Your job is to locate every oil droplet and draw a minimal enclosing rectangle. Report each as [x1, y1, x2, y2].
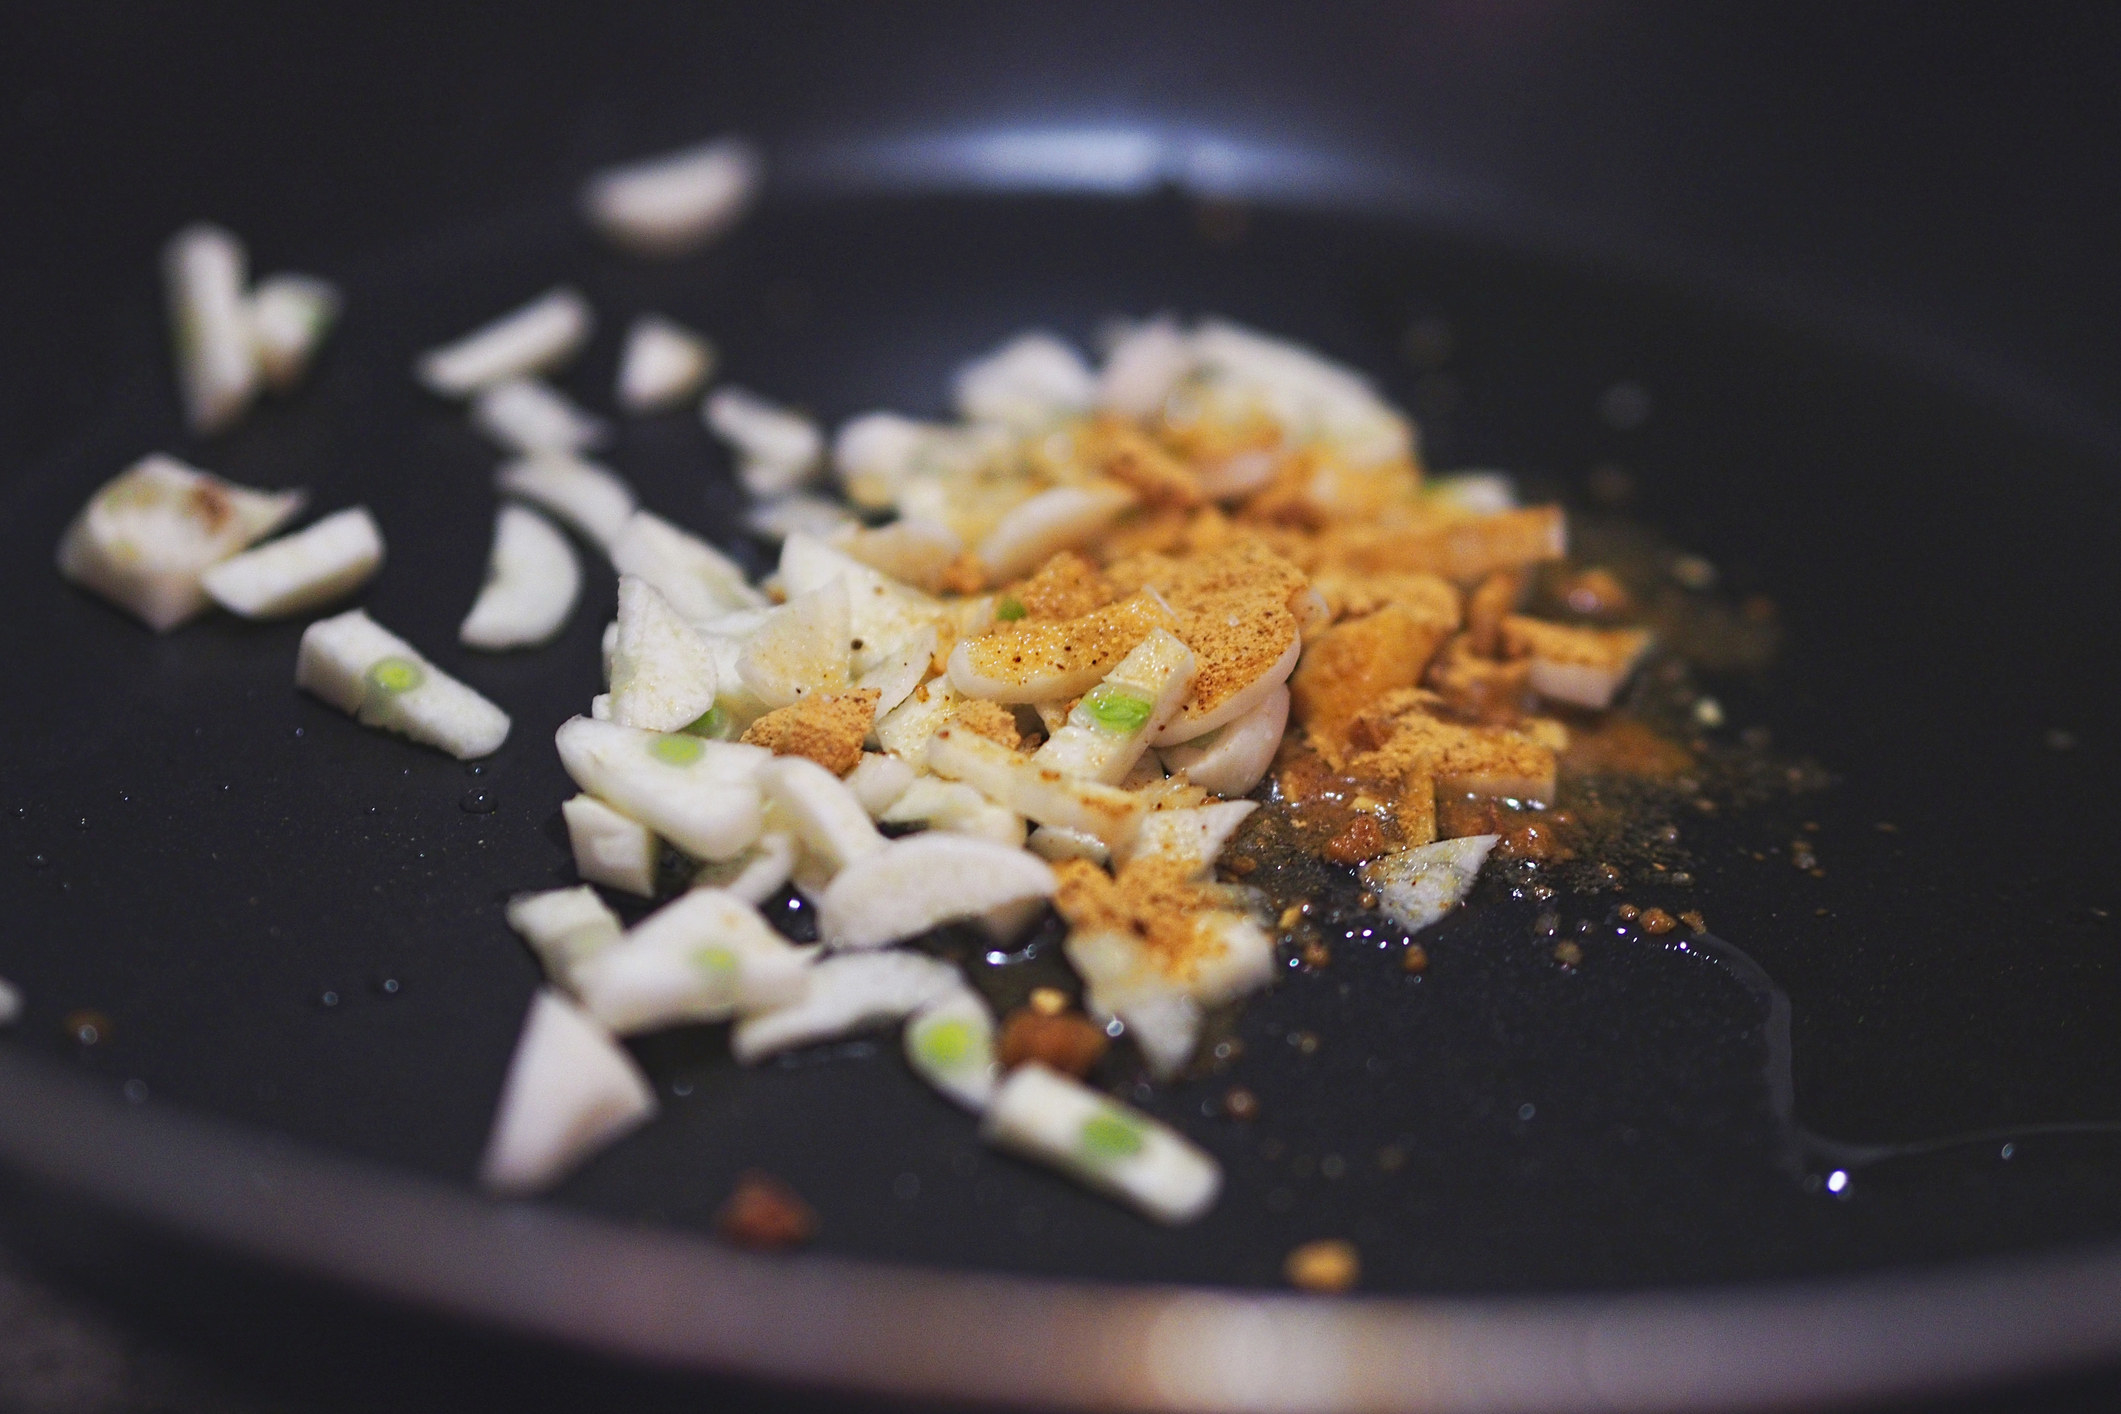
[318, 990, 341, 1009]
[1518, 1103, 1537, 1121]
[122, 1078, 148, 1104]
[459, 790, 497, 814]
[375, 977, 401, 997]
[64, 1010, 111, 1046]
[28, 854, 49, 870]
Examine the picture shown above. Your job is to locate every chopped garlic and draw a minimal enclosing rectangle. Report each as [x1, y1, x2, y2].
[854, 624, 938, 721]
[879, 777, 1026, 847]
[833, 517, 963, 593]
[417, 288, 592, 397]
[247, 273, 341, 393]
[738, 577, 851, 708]
[297, 609, 510, 759]
[562, 794, 658, 898]
[705, 387, 824, 498]
[610, 511, 766, 618]
[506, 885, 624, 990]
[982, 1064, 1219, 1224]
[1096, 316, 1194, 419]
[1428, 470, 1519, 515]
[608, 576, 719, 732]
[694, 830, 798, 905]
[905, 988, 1000, 1112]
[1027, 824, 1110, 866]
[743, 493, 858, 543]
[1158, 684, 1288, 797]
[553, 717, 766, 860]
[925, 725, 1143, 848]
[460, 505, 581, 650]
[779, 533, 943, 674]
[947, 590, 1175, 703]
[478, 989, 656, 1195]
[874, 680, 962, 759]
[832, 412, 936, 510]
[731, 950, 964, 1064]
[1146, 632, 1299, 749]
[757, 756, 885, 872]
[163, 224, 258, 434]
[817, 832, 1055, 950]
[575, 889, 809, 1034]
[1360, 835, 1500, 934]
[1031, 628, 1196, 785]
[844, 752, 917, 816]
[953, 332, 1095, 429]
[201, 506, 382, 619]
[581, 137, 760, 256]
[470, 378, 607, 455]
[976, 481, 1137, 582]
[1114, 801, 1258, 876]
[616, 314, 714, 411]
[57, 455, 303, 632]
[495, 455, 636, 553]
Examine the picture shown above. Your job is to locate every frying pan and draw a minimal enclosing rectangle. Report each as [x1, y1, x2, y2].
[4, 5, 2121, 1409]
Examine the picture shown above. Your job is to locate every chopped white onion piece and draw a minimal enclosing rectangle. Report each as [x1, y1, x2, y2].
[506, 885, 624, 989]
[1428, 470, 1519, 515]
[1027, 824, 1110, 866]
[247, 273, 341, 393]
[743, 493, 858, 543]
[1096, 316, 1194, 419]
[953, 332, 1095, 429]
[738, 576, 850, 708]
[854, 624, 938, 721]
[704, 386, 824, 498]
[1148, 631, 1299, 747]
[694, 830, 798, 905]
[879, 777, 1026, 847]
[553, 716, 766, 860]
[1360, 834, 1500, 934]
[57, 454, 304, 632]
[1158, 684, 1288, 797]
[610, 511, 766, 618]
[575, 888, 809, 1034]
[832, 411, 934, 510]
[731, 950, 964, 1064]
[1190, 318, 1413, 468]
[616, 314, 714, 411]
[1031, 629, 1196, 785]
[495, 454, 637, 553]
[163, 224, 258, 434]
[1114, 801, 1258, 876]
[478, 989, 656, 1195]
[925, 725, 1143, 848]
[844, 752, 917, 816]
[459, 504, 581, 651]
[582, 137, 761, 257]
[905, 988, 1000, 1112]
[201, 506, 382, 619]
[873, 680, 962, 759]
[562, 794, 658, 898]
[608, 576, 719, 732]
[817, 832, 1054, 950]
[833, 517, 963, 593]
[417, 288, 592, 397]
[757, 755, 885, 872]
[982, 1064, 1219, 1224]
[1116, 989, 1204, 1082]
[778, 533, 941, 674]
[297, 609, 510, 759]
[975, 482, 1136, 582]
[470, 378, 607, 455]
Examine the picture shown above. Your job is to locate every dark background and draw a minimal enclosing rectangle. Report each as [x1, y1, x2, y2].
[2, 3, 2120, 1410]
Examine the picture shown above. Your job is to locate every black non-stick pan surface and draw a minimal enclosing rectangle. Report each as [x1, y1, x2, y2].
[5, 6, 2121, 1411]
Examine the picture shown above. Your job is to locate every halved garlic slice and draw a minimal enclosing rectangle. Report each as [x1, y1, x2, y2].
[833, 517, 963, 593]
[1031, 628, 1196, 785]
[981, 1063, 1220, 1224]
[924, 724, 1143, 848]
[574, 888, 809, 1034]
[873, 680, 962, 759]
[854, 624, 938, 721]
[731, 950, 965, 1065]
[607, 576, 718, 732]
[459, 504, 581, 650]
[505, 886, 623, 991]
[694, 830, 798, 905]
[1358, 834, 1499, 935]
[247, 273, 340, 393]
[495, 454, 636, 553]
[57, 455, 304, 632]
[705, 386, 823, 498]
[562, 794, 658, 898]
[417, 287, 591, 397]
[1146, 632, 1299, 747]
[297, 609, 510, 759]
[1026, 825, 1110, 866]
[201, 505, 382, 619]
[779, 532, 944, 674]
[470, 378, 607, 455]
[1113, 800, 1258, 875]
[743, 493, 858, 544]
[1096, 316, 1194, 419]
[757, 756, 885, 872]
[844, 752, 917, 816]
[831, 411, 935, 510]
[610, 511, 765, 618]
[553, 717, 766, 860]
[905, 988, 1000, 1112]
[738, 577, 850, 708]
[478, 989, 656, 1195]
[616, 314, 714, 411]
[163, 224, 258, 434]
[817, 832, 1055, 950]
[1157, 683, 1288, 797]
[953, 332, 1095, 429]
[975, 482, 1136, 582]
[878, 777, 1026, 847]
[581, 137, 760, 257]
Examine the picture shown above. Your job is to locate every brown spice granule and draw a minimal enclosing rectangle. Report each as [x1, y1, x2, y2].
[738, 690, 880, 776]
[1640, 907, 1677, 935]
[1027, 986, 1069, 1016]
[1049, 857, 1233, 985]
[1463, 571, 1523, 656]
[1553, 940, 1584, 967]
[1300, 937, 1332, 969]
[1322, 812, 1388, 865]
[1679, 909, 1707, 933]
[1616, 904, 1641, 923]
[1223, 1086, 1260, 1121]
[998, 1008, 1108, 1077]
[1284, 1239, 1361, 1293]
[1402, 944, 1429, 974]
[1291, 606, 1449, 743]
[937, 549, 987, 595]
[956, 591, 1175, 690]
[948, 697, 1024, 752]
[716, 1171, 818, 1251]
[1004, 550, 1116, 621]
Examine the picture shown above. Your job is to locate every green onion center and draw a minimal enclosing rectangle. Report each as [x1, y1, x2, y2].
[916, 1018, 977, 1068]
[995, 595, 1027, 621]
[649, 733, 706, 765]
[364, 657, 425, 695]
[1078, 1111, 1147, 1161]
[1079, 686, 1153, 735]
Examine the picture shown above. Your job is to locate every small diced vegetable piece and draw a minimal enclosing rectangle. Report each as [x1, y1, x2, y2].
[878, 777, 1026, 847]
[1359, 834, 1500, 934]
[460, 504, 581, 650]
[874, 680, 962, 759]
[948, 590, 1176, 703]
[834, 517, 963, 593]
[975, 482, 1136, 582]
[470, 378, 607, 455]
[981, 1064, 1220, 1224]
[57, 455, 304, 631]
[495, 455, 636, 553]
[1065, 910, 1274, 1079]
[1031, 629, 1195, 785]
[1114, 801, 1258, 875]
[905, 988, 1000, 1112]
[574, 888, 809, 1034]
[731, 950, 964, 1064]
[832, 412, 932, 510]
[1190, 318, 1412, 468]
[738, 577, 850, 708]
[562, 794, 658, 898]
[416, 288, 592, 397]
[1500, 616, 1653, 710]
[608, 576, 719, 732]
[1096, 316, 1194, 419]
[1027, 825, 1110, 866]
[615, 314, 714, 411]
[297, 609, 510, 759]
[553, 716, 767, 860]
[778, 533, 943, 673]
[953, 332, 1095, 429]
[844, 752, 917, 816]
[705, 387, 823, 498]
[854, 624, 938, 720]
[581, 137, 761, 256]
[817, 832, 1055, 950]
[757, 755, 885, 872]
[163, 223, 258, 434]
[694, 830, 797, 905]
[201, 506, 382, 619]
[925, 725, 1144, 848]
[1158, 684, 1287, 798]
[505, 885, 623, 990]
[611, 511, 767, 619]
[743, 493, 858, 543]
[478, 989, 656, 1195]
[1427, 470, 1519, 515]
[1147, 631, 1299, 748]
[247, 273, 341, 392]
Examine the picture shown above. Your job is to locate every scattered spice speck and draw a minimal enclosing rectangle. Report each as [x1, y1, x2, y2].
[716, 1171, 817, 1251]
[1285, 1238, 1361, 1293]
